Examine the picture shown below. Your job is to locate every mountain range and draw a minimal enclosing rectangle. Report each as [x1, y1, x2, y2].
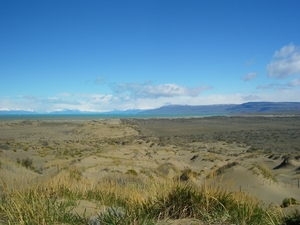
[1, 102, 300, 116]
[140, 102, 300, 115]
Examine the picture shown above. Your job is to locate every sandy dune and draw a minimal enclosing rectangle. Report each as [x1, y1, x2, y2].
[1, 116, 300, 210]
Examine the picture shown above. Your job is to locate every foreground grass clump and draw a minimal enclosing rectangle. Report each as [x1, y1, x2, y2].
[0, 188, 86, 224]
[0, 173, 286, 225]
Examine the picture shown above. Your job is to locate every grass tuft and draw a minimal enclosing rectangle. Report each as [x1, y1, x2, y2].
[250, 163, 277, 183]
[0, 173, 286, 225]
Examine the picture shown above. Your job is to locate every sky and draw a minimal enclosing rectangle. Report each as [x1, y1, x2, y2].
[1, 0, 300, 112]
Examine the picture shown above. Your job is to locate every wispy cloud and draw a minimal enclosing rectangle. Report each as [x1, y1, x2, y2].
[287, 78, 300, 87]
[256, 83, 288, 90]
[245, 59, 255, 66]
[112, 82, 212, 98]
[1, 80, 299, 113]
[266, 43, 300, 79]
[58, 92, 73, 97]
[2, 89, 300, 113]
[256, 84, 279, 90]
[41, 97, 81, 105]
[242, 72, 258, 81]
[23, 95, 37, 100]
[256, 78, 300, 90]
[94, 76, 106, 85]
[241, 94, 261, 101]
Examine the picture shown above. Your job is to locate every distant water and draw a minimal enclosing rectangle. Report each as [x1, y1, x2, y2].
[0, 113, 225, 121]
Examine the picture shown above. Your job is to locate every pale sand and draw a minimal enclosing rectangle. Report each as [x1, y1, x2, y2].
[1, 117, 300, 215]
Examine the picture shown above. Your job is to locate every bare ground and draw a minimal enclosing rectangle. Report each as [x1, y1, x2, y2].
[1, 116, 300, 220]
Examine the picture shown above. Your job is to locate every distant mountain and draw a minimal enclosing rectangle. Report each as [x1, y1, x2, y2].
[0, 110, 37, 115]
[48, 109, 145, 115]
[1, 102, 300, 116]
[0, 109, 144, 115]
[226, 102, 300, 114]
[101, 109, 145, 115]
[138, 104, 236, 115]
[48, 109, 83, 114]
[139, 102, 300, 115]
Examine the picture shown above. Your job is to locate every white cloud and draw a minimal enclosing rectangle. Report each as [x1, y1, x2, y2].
[254, 89, 300, 102]
[118, 94, 246, 109]
[1, 88, 300, 113]
[273, 44, 295, 58]
[1, 80, 299, 113]
[287, 78, 300, 87]
[112, 82, 212, 98]
[242, 72, 258, 81]
[266, 43, 300, 78]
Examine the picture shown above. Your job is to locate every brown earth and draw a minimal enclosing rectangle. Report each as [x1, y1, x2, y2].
[1, 116, 300, 220]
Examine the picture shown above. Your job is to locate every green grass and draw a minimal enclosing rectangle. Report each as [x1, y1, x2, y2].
[0, 172, 287, 225]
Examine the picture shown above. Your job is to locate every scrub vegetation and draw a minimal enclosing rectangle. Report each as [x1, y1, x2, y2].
[0, 173, 294, 225]
[1, 117, 300, 224]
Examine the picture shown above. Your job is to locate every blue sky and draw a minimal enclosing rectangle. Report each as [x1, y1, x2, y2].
[1, 0, 300, 112]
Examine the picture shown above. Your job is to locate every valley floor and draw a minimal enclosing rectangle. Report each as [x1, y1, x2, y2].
[1, 116, 300, 224]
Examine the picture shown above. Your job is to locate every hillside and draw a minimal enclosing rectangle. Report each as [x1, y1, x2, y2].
[139, 102, 300, 115]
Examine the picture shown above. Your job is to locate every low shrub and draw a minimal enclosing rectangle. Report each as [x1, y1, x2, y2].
[125, 169, 138, 176]
[16, 157, 36, 171]
[22, 157, 33, 169]
[282, 198, 299, 208]
[282, 209, 300, 225]
[179, 168, 192, 181]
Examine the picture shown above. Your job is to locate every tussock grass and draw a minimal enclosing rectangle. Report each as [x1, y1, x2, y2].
[206, 162, 239, 178]
[0, 172, 286, 225]
[200, 153, 223, 162]
[250, 163, 278, 183]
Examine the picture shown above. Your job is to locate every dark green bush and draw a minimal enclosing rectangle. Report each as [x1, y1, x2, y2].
[283, 209, 300, 225]
[21, 157, 34, 169]
[125, 169, 138, 176]
[16, 157, 36, 171]
[282, 198, 299, 208]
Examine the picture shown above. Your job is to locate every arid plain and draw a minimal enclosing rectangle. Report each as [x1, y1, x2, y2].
[1, 116, 300, 223]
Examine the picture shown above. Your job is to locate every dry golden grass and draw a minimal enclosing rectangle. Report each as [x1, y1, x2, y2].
[0, 169, 287, 225]
[250, 163, 277, 183]
[1, 117, 299, 224]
